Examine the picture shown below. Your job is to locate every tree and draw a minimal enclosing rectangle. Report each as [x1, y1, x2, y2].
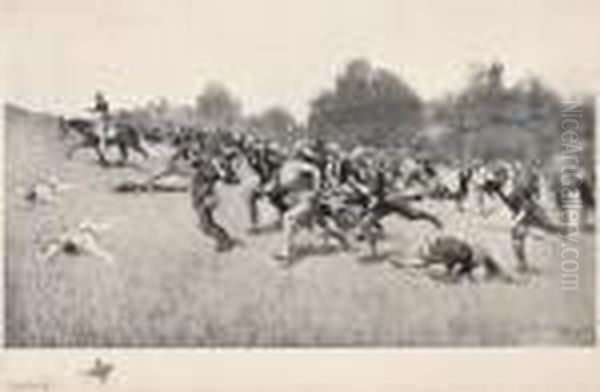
[195, 82, 243, 129]
[248, 106, 298, 142]
[308, 58, 423, 147]
[432, 62, 566, 162]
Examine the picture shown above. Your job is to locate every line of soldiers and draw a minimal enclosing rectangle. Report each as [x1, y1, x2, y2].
[187, 133, 443, 261]
[158, 124, 590, 273]
[78, 93, 592, 274]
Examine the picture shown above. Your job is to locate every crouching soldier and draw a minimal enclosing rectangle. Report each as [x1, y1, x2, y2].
[418, 235, 515, 284]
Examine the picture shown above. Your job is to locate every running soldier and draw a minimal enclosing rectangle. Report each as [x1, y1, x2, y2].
[190, 150, 239, 253]
[486, 166, 566, 273]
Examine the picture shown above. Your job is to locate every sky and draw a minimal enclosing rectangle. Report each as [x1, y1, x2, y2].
[2, 0, 599, 120]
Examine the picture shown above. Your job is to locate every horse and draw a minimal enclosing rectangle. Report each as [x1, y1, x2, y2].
[58, 116, 149, 165]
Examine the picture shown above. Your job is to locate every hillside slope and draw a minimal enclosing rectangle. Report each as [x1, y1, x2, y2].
[3, 104, 595, 347]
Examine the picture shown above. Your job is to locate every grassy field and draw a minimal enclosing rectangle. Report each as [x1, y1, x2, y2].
[4, 104, 595, 347]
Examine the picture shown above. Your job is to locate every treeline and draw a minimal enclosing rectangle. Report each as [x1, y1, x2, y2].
[115, 59, 595, 165]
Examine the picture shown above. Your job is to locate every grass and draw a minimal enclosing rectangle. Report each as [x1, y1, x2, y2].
[4, 105, 595, 347]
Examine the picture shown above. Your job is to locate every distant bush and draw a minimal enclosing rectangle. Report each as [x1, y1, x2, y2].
[420, 62, 594, 167]
[307, 58, 423, 148]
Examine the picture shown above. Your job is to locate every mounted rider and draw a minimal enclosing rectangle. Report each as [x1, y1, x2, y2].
[89, 92, 112, 157]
